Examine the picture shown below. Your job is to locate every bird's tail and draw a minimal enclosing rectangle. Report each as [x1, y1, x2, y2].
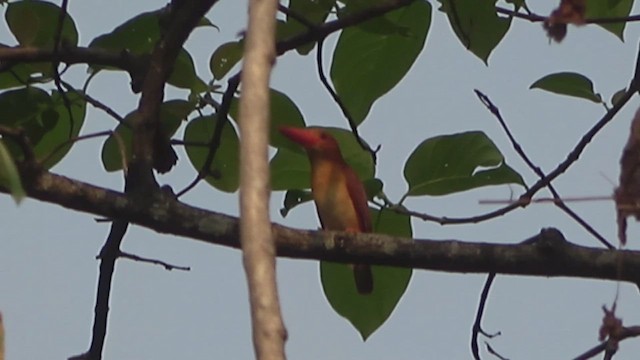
[353, 264, 373, 294]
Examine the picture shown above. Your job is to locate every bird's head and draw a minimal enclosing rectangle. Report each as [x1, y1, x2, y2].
[279, 126, 342, 159]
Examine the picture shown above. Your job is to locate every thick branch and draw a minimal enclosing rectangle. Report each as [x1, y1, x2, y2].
[239, 0, 287, 358]
[131, 0, 218, 181]
[9, 170, 640, 285]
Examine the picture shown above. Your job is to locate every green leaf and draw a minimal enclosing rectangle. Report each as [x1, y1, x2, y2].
[90, 8, 213, 52]
[159, 100, 195, 130]
[330, 0, 431, 125]
[0, 87, 51, 127]
[197, 16, 217, 29]
[267, 91, 307, 150]
[168, 49, 208, 92]
[363, 178, 383, 200]
[338, 0, 411, 36]
[611, 87, 627, 107]
[35, 90, 86, 169]
[0, 62, 52, 90]
[286, 0, 335, 54]
[89, 10, 205, 91]
[229, 89, 306, 152]
[585, 0, 633, 40]
[89, 10, 161, 54]
[209, 41, 244, 80]
[6, 0, 78, 48]
[0, 87, 85, 167]
[0, 139, 26, 204]
[327, 128, 375, 180]
[530, 72, 602, 103]
[270, 148, 311, 190]
[102, 100, 194, 172]
[279, 189, 313, 217]
[321, 208, 412, 340]
[404, 131, 524, 196]
[275, 19, 299, 42]
[184, 115, 239, 192]
[438, 0, 510, 64]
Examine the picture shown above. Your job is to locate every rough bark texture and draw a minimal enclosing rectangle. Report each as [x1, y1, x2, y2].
[8, 169, 640, 286]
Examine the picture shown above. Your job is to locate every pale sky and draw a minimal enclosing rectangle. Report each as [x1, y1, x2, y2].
[2, 0, 640, 359]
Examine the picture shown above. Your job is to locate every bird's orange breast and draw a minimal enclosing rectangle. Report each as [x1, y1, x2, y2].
[310, 159, 361, 232]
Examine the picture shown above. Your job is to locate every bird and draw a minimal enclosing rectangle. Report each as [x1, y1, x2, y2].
[279, 126, 373, 294]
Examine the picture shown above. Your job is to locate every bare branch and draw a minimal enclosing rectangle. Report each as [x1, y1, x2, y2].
[239, 0, 287, 358]
[474, 89, 613, 249]
[573, 326, 640, 360]
[316, 39, 379, 163]
[495, 6, 640, 24]
[119, 251, 191, 271]
[471, 273, 497, 360]
[71, 219, 129, 360]
[6, 169, 640, 285]
[396, 80, 637, 225]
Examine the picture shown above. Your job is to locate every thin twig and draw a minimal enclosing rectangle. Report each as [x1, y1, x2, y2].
[119, 251, 191, 271]
[176, 73, 240, 197]
[479, 196, 613, 205]
[495, 6, 640, 24]
[316, 38, 378, 163]
[471, 273, 497, 360]
[40, 130, 113, 166]
[473, 90, 613, 249]
[60, 80, 127, 125]
[52, 0, 75, 139]
[396, 69, 637, 225]
[573, 326, 640, 360]
[484, 342, 509, 360]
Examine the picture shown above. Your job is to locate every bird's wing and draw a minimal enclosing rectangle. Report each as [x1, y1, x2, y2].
[343, 165, 372, 232]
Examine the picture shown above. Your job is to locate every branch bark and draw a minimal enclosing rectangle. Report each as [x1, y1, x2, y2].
[0, 46, 141, 73]
[238, 0, 287, 358]
[131, 0, 219, 181]
[8, 169, 640, 286]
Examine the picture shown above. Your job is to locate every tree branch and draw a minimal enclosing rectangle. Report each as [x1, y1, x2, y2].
[276, 0, 415, 56]
[86, 219, 129, 360]
[7, 169, 640, 286]
[131, 0, 219, 182]
[495, 6, 640, 25]
[473, 89, 614, 249]
[0, 45, 141, 74]
[239, 0, 288, 358]
[397, 80, 638, 225]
